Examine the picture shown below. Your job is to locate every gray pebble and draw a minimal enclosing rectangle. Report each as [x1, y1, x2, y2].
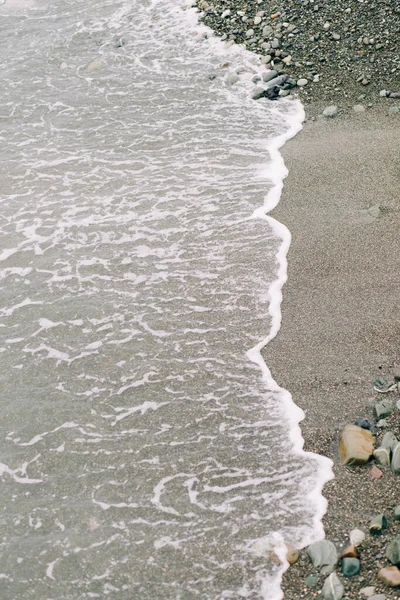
[297, 78, 308, 87]
[388, 106, 400, 114]
[353, 104, 365, 113]
[323, 105, 338, 117]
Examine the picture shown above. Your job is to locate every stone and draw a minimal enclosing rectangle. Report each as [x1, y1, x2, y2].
[368, 205, 382, 218]
[369, 595, 386, 600]
[388, 107, 400, 115]
[342, 557, 360, 577]
[322, 572, 344, 600]
[332, 33, 341, 40]
[374, 401, 394, 420]
[394, 506, 400, 520]
[391, 442, 400, 474]
[252, 75, 261, 83]
[362, 79, 370, 86]
[350, 529, 366, 546]
[227, 74, 240, 85]
[369, 514, 387, 535]
[377, 419, 388, 429]
[374, 448, 390, 466]
[353, 104, 366, 113]
[341, 545, 357, 558]
[297, 78, 308, 87]
[339, 425, 374, 466]
[282, 55, 292, 64]
[386, 537, 400, 566]
[261, 55, 272, 64]
[323, 105, 338, 118]
[245, 29, 255, 38]
[254, 16, 262, 25]
[271, 38, 280, 49]
[378, 566, 400, 587]
[262, 70, 278, 82]
[306, 574, 318, 587]
[355, 418, 373, 430]
[307, 540, 338, 573]
[382, 432, 398, 454]
[360, 587, 375, 598]
[285, 544, 299, 565]
[86, 59, 105, 72]
[370, 465, 383, 479]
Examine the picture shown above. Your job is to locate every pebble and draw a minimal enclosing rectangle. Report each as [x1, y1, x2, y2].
[262, 70, 278, 82]
[282, 55, 292, 64]
[322, 572, 344, 600]
[374, 447, 390, 466]
[382, 432, 398, 453]
[297, 78, 308, 87]
[261, 55, 272, 64]
[368, 205, 383, 219]
[369, 595, 386, 600]
[341, 545, 357, 558]
[254, 16, 262, 25]
[388, 106, 400, 114]
[339, 424, 374, 466]
[378, 565, 400, 587]
[286, 545, 300, 565]
[226, 73, 240, 85]
[332, 33, 341, 40]
[307, 540, 338, 573]
[370, 465, 383, 479]
[391, 442, 400, 474]
[394, 506, 400, 520]
[306, 574, 318, 587]
[386, 536, 400, 566]
[350, 528, 366, 546]
[342, 557, 360, 577]
[353, 104, 366, 113]
[369, 514, 387, 535]
[252, 75, 261, 83]
[360, 587, 376, 598]
[323, 105, 338, 118]
[245, 29, 255, 38]
[361, 78, 370, 86]
[374, 400, 394, 420]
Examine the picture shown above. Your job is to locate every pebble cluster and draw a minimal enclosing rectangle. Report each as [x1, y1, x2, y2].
[196, 0, 400, 107]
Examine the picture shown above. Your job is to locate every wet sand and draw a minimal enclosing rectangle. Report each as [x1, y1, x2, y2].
[262, 107, 400, 598]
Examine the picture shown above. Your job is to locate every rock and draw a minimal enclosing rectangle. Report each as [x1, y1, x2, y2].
[369, 514, 387, 535]
[262, 70, 278, 82]
[394, 368, 400, 382]
[271, 38, 280, 49]
[323, 105, 338, 118]
[394, 506, 400, 520]
[378, 566, 400, 587]
[286, 544, 299, 565]
[353, 104, 366, 113]
[245, 29, 255, 38]
[227, 74, 240, 85]
[362, 79, 370, 86]
[282, 55, 292, 64]
[386, 537, 400, 566]
[374, 448, 390, 466]
[382, 432, 398, 453]
[388, 107, 400, 115]
[307, 540, 338, 573]
[297, 78, 308, 87]
[368, 205, 382, 218]
[380, 90, 389, 97]
[339, 425, 374, 466]
[254, 16, 262, 25]
[360, 587, 375, 598]
[342, 557, 360, 577]
[377, 419, 388, 429]
[355, 418, 373, 430]
[374, 400, 394, 420]
[341, 545, 357, 558]
[306, 574, 318, 587]
[261, 55, 272, 64]
[252, 75, 261, 83]
[391, 442, 400, 474]
[322, 572, 344, 600]
[332, 33, 341, 40]
[370, 465, 383, 479]
[86, 59, 105, 72]
[350, 528, 366, 546]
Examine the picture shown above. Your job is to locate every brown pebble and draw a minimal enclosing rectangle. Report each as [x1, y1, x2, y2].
[370, 465, 383, 479]
[286, 545, 300, 566]
[341, 544, 358, 559]
[378, 565, 400, 587]
[270, 12, 280, 19]
[339, 424, 374, 466]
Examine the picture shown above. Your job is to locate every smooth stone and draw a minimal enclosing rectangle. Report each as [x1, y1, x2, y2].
[227, 74, 240, 85]
[382, 432, 398, 453]
[386, 536, 400, 566]
[378, 566, 400, 587]
[305, 574, 318, 587]
[370, 465, 383, 479]
[297, 78, 308, 87]
[388, 107, 400, 115]
[342, 557, 360, 577]
[252, 86, 266, 100]
[322, 572, 344, 600]
[360, 587, 375, 598]
[245, 29, 255, 38]
[254, 16, 262, 25]
[355, 418, 372, 430]
[332, 32, 341, 40]
[286, 545, 299, 565]
[261, 55, 272, 64]
[377, 419, 388, 429]
[368, 205, 382, 218]
[350, 528, 366, 546]
[323, 105, 338, 118]
[271, 38, 280, 48]
[262, 69, 278, 82]
[391, 442, 400, 474]
[369, 514, 388, 535]
[394, 506, 400, 520]
[252, 75, 261, 83]
[307, 540, 338, 573]
[374, 448, 390, 466]
[339, 425, 374, 466]
[374, 400, 394, 420]
[282, 55, 292, 64]
[353, 104, 366, 113]
[341, 545, 357, 558]
[262, 25, 273, 36]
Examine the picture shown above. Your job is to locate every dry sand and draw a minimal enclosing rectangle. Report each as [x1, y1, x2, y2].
[262, 107, 400, 598]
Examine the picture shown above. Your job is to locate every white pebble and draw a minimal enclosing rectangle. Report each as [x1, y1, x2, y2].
[350, 528, 366, 546]
[322, 105, 338, 118]
[254, 16, 262, 25]
[297, 78, 308, 87]
[360, 586, 376, 598]
[323, 21, 330, 29]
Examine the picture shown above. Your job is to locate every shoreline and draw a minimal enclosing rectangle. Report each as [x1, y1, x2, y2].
[263, 107, 400, 598]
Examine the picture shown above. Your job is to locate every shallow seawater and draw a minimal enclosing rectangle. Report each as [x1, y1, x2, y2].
[0, 0, 330, 598]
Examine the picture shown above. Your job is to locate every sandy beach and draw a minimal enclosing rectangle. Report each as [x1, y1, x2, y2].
[262, 107, 400, 598]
